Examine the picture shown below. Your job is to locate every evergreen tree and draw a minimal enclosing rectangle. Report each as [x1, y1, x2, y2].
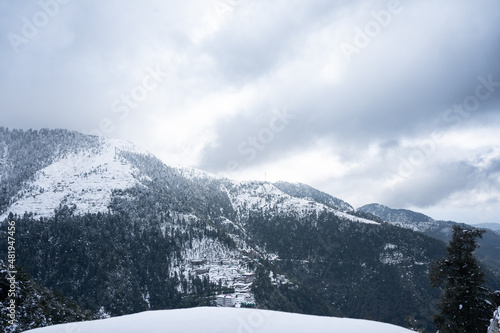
[430, 225, 493, 332]
[0, 261, 94, 333]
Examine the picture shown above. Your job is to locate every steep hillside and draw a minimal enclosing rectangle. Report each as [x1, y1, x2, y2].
[0, 260, 95, 333]
[0, 128, 100, 215]
[273, 181, 354, 211]
[357, 204, 433, 223]
[358, 203, 500, 281]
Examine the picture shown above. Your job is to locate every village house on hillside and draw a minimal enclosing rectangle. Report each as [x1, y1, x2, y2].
[216, 294, 236, 307]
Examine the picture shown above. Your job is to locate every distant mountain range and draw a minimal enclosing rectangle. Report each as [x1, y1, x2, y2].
[475, 223, 500, 235]
[1, 127, 499, 332]
[358, 203, 500, 271]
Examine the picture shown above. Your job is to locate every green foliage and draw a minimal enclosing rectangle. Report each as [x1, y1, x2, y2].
[347, 210, 384, 223]
[0, 261, 94, 333]
[0, 209, 234, 317]
[245, 210, 445, 331]
[251, 264, 341, 317]
[359, 203, 500, 276]
[430, 225, 494, 332]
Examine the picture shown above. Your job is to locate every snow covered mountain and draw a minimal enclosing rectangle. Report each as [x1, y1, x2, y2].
[357, 203, 500, 274]
[357, 203, 433, 224]
[273, 181, 354, 212]
[476, 223, 500, 235]
[357, 203, 451, 236]
[0, 137, 147, 221]
[0, 128, 371, 226]
[2, 127, 497, 332]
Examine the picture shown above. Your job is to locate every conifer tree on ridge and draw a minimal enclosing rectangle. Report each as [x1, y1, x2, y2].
[430, 225, 493, 333]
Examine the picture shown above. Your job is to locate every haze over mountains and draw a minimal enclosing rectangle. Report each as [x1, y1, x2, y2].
[1, 128, 499, 332]
[475, 223, 500, 235]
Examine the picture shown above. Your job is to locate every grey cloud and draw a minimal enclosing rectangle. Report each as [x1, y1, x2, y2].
[197, 0, 500, 173]
[201, 0, 351, 83]
[378, 155, 500, 209]
[0, 0, 499, 222]
[383, 162, 479, 208]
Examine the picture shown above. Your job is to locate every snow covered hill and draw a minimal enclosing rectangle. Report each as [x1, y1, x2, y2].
[225, 180, 378, 225]
[358, 203, 434, 225]
[0, 137, 148, 220]
[358, 203, 456, 238]
[274, 181, 354, 212]
[0, 128, 466, 331]
[24, 307, 413, 333]
[1, 131, 377, 227]
[0, 129, 381, 314]
[357, 203, 500, 273]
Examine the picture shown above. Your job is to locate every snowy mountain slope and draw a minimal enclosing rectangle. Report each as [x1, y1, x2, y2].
[0, 138, 149, 220]
[225, 180, 378, 225]
[166, 167, 378, 225]
[176, 235, 257, 306]
[274, 181, 354, 211]
[0, 128, 378, 227]
[174, 165, 223, 182]
[24, 307, 413, 333]
[358, 203, 434, 224]
[357, 203, 453, 236]
[358, 203, 500, 274]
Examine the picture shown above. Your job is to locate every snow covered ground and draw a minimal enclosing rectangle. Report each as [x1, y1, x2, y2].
[489, 306, 500, 333]
[24, 307, 413, 333]
[227, 181, 379, 225]
[0, 138, 144, 220]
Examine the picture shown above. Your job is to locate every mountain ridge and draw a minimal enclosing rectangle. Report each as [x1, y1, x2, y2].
[358, 203, 500, 274]
[1, 127, 498, 332]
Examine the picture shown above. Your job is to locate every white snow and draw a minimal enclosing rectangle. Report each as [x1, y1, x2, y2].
[227, 181, 379, 225]
[180, 237, 256, 305]
[0, 138, 144, 220]
[489, 306, 500, 333]
[379, 252, 404, 265]
[174, 165, 223, 181]
[384, 243, 397, 250]
[24, 307, 413, 333]
[333, 209, 380, 225]
[380, 244, 407, 265]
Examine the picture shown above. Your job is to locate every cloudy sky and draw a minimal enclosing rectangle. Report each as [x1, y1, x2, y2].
[1, 0, 499, 224]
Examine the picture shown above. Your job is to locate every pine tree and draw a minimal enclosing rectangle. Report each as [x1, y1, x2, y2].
[430, 225, 493, 332]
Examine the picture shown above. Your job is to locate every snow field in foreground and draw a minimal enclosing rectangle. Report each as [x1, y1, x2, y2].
[24, 307, 413, 333]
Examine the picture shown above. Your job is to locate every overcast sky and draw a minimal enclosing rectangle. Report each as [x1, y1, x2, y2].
[1, 0, 499, 224]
